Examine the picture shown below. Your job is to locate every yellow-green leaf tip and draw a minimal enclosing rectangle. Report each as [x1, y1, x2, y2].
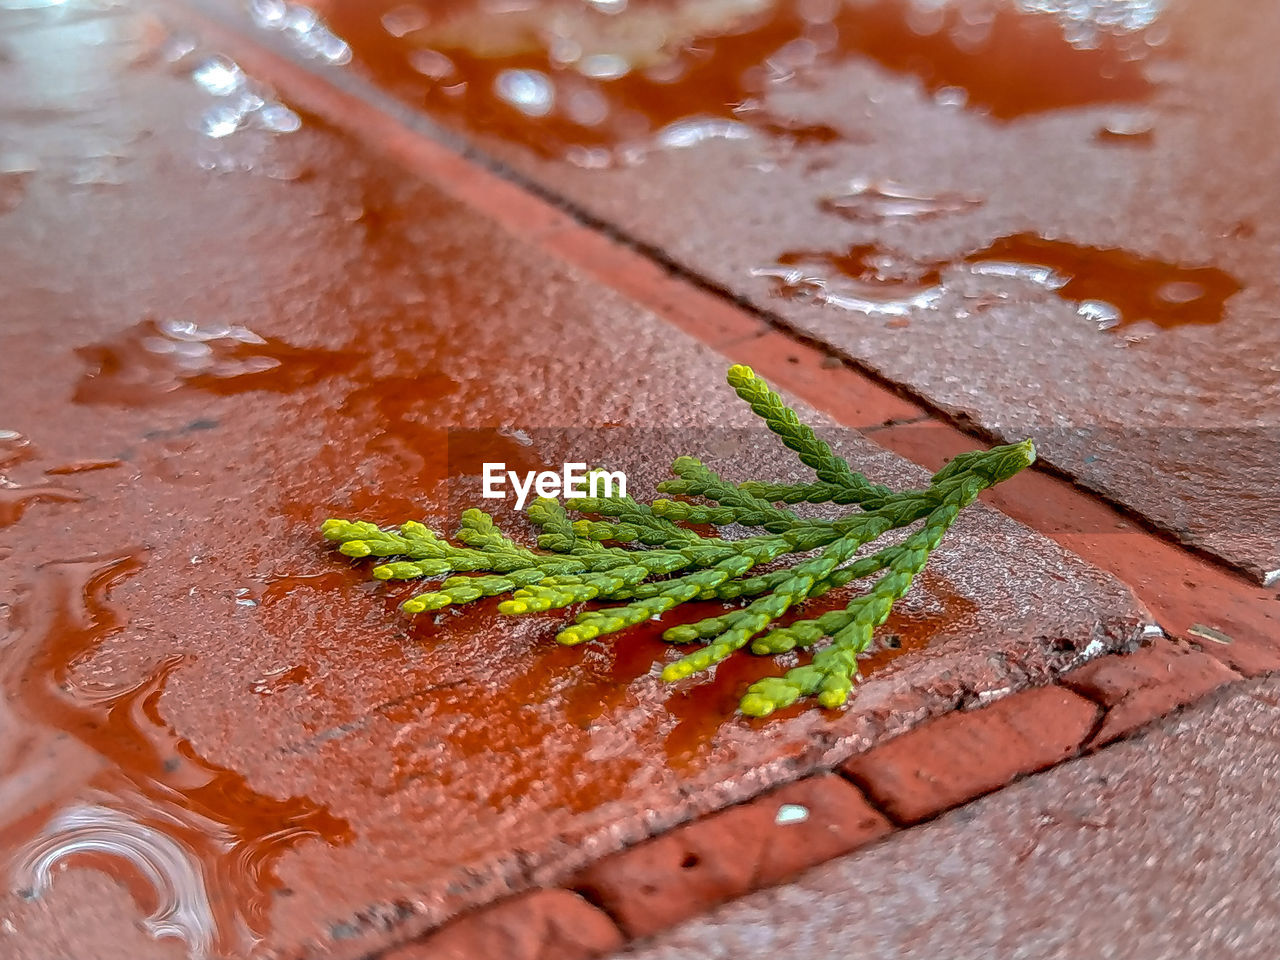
[661, 662, 694, 682]
[739, 694, 775, 717]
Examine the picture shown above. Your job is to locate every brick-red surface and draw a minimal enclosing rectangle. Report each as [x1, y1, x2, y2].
[572, 774, 891, 939]
[620, 677, 1280, 960]
[0, 3, 1152, 960]
[178, 0, 1280, 676]
[841, 685, 1099, 824]
[381, 890, 623, 960]
[289, 0, 1280, 583]
[1063, 639, 1240, 745]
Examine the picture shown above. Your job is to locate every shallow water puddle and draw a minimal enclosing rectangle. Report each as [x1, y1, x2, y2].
[962, 233, 1242, 331]
[74, 317, 361, 405]
[0, 485, 85, 528]
[0, 554, 350, 958]
[756, 234, 1241, 331]
[301, 0, 1165, 163]
[0, 432, 85, 528]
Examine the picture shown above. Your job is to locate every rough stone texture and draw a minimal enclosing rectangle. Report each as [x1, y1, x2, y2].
[293, 0, 1280, 582]
[1063, 639, 1240, 745]
[840, 685, 1099, 824]
[617, 677, 1280, 960]
[0, 3, 1149, 960]
[381, 890, 622, 960]
[572, 774, 891, 939]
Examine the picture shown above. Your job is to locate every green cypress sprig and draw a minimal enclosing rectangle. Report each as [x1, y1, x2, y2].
[321, 365, 1034, 716]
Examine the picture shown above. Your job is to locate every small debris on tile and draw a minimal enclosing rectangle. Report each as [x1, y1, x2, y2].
[775, 804, 810, 826]
[1187, 624, 1233, 645]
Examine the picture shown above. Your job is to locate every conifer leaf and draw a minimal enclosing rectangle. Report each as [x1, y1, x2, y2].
[322, 365, 1035, 716]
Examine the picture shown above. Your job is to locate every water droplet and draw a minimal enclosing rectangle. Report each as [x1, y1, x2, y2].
[192, 56, 244, 96]
[565, 146, 612, 169]
[163, 35, 198, 64]
[249, 664, 309, 695]
[775, 803, 810, 825]
[1076, 298, 1122, 330]
[751, 264, 942, 317]
[821, 180, 983, 221]
[408, 48, 455, 80]
[257, 102, 302, 133]
[565, 88, 609, 127]
[380, 4, 427, 38]
[968, 259, 1066, 288]
[1157, 280, 1205, 304]
[202, 104, 245, 139]
[578, 53, 630, 80]
[656, 117, 751, 150]
[494, 69, 554, 117]
[250, 0, 352, 65]
[247, 0, 286, 28]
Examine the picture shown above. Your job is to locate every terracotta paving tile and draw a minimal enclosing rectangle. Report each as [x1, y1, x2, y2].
[619, 676, 1280, 960]
[0, 3, 1150, 959]
[571, 773, 891, 939]
[1062, 638, 1240, 745]
[840, 685, 1099, 824]
[173, 1, 1280, 672]
[380, 890, 622, 960]
[268, 0, 1280, 583]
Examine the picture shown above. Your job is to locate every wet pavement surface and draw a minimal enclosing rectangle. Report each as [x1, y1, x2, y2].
[620, 675, 1280, 960]
[287, 0, 1280, 582]
[0, 3, 1152, 959]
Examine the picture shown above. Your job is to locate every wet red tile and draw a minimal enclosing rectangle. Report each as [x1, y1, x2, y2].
[2, 869, 188, 960]
[840, 685, 1099, 824]
[621, 677, 1280, 960]
[572, 774, 891, 939]
[0, 3, 1148, 959]
[272, 0, 1280, 582]
[383, 890, 623, 960]
[1062, 638, 1239, 745]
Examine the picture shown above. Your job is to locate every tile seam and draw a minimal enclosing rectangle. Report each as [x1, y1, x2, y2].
[355, 662, 1250, 959]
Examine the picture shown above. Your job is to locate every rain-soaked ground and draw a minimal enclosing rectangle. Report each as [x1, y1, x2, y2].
[0, 1, 1278, 959]
[257, 0, 1280, 581]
